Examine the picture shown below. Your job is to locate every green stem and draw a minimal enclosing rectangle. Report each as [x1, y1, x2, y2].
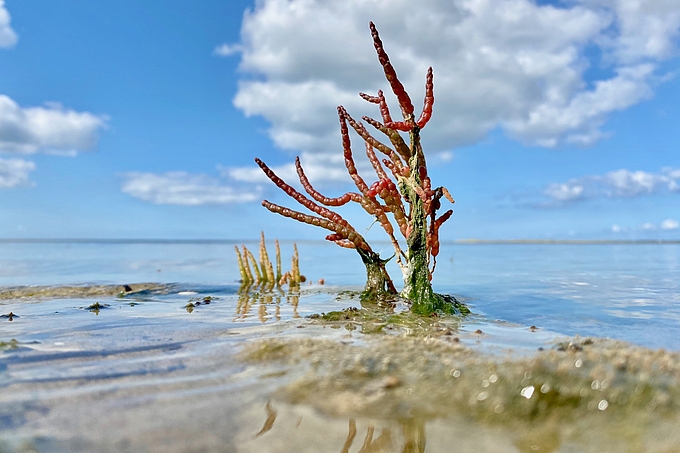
[356, 247, 397, 301]
[401, 127, 460, 315]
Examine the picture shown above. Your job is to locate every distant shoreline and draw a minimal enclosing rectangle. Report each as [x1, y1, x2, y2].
[0, 238, 679, 245]
[452, 238, 680, 245]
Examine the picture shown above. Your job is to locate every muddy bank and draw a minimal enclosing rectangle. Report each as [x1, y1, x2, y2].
[0, 283, 170, 301]
[240, 333, 680, 452]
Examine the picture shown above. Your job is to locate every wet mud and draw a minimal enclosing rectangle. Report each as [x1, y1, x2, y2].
[0, 283, 169, 301]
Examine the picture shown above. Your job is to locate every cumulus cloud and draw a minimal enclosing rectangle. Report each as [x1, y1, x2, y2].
[217, 0, 680, 154]
[661, 219, 679, 230]
[612, 218, 679, 233]
[505, 64, 655, 146]
[120, 171, 262, 206]
[585, 0, 680, 63]
[543, 167, 680, 205]
[544, 183, 586, 202]
[220, 151, 353, 188]
[0, 157, 35, 188]
[0, 0, 17, 48]
[0, 4, 105, 187]
[0, 95, 107, 155]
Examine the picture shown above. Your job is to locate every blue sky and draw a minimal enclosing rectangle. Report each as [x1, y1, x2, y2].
[0, 0, 679, 240]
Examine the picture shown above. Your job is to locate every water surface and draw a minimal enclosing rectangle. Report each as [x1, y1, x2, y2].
[1, 240, 679, 452]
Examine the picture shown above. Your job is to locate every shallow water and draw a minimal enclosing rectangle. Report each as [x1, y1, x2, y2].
[1, 241, 679, 452]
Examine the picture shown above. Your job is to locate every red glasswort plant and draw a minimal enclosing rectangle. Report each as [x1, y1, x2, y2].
[256, 22, 461, 314]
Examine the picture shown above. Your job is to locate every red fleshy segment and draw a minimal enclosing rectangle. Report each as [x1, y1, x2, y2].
[413, 184, 428, 201]
[337, 108, 403, 242]
[429, 209, 454, 259]
[423, 176, 432, 196]
[377, 90, 393, 125]
[255, 158, 352, 229]
[369, 22, 414, 117]
[365, 143, 388, 180]
[344, 109, 406, 172]
[419, 166, 428, 181]
[361, 115, 411, 162]
[366, 179, 387, 197]
[435, 209, 454, 229]
[337, 107, 371, 194]
[430, 235, 440, 260]
[365, 175, 408, 237]
[416, 67, 434, 128]
[359, 92, 381, 104]
[385, 121, 412, 132]
[442, 187, 455, 204]
[325, 234, 357, 249]
[382, 159, 406, 184]
[366, 178, 398, 198]
[261, 199, 370, 252]
[295, 156, 361, 206]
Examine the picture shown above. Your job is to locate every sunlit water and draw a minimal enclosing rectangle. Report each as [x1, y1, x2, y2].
[1, 241, 679, 452]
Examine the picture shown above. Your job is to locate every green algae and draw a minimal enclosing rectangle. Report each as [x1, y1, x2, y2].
[319, 289, 469, 336]
[313, 306, 463, 337]
[0, 338, 19, 350]
[188, 296, 216, 305]
[309, 287, 469, 336]
[82, 301, 110, 315]
[85, 302, 109, 310]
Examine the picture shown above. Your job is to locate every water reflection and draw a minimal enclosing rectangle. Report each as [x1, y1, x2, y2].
[254, 402, 427, 453]
[341, 419, 357, 453]
[247, 398, 673, 453]
[341, 420, 401, 453]
[255, 401, 277, 438]
[236, 282, 300, 322]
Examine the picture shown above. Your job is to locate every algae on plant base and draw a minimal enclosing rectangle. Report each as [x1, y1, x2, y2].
[313, 305, 465, 337]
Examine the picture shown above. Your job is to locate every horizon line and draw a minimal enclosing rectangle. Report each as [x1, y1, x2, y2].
[0, 238, 679, 245]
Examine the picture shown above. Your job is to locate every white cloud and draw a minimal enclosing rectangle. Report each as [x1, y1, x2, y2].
[225, 0, 680, 155]
[661, 219, 679, 230]
[233, 80, 362, 153]
[120, 171, 261, 206]
[214, 43, 244, 56]
[585, 0, 680, 63]
[0, 95, 107, 154]
[605, 168, 662, 196]
[544, 183, 585, 202]
[543, 167, 680, 204]
[221, 152, 352, 187]
[0, 0, 17, 48]
[0, 157, 35, 188]
[611, 219, 679, 233]
[505, 64, 654, 146]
